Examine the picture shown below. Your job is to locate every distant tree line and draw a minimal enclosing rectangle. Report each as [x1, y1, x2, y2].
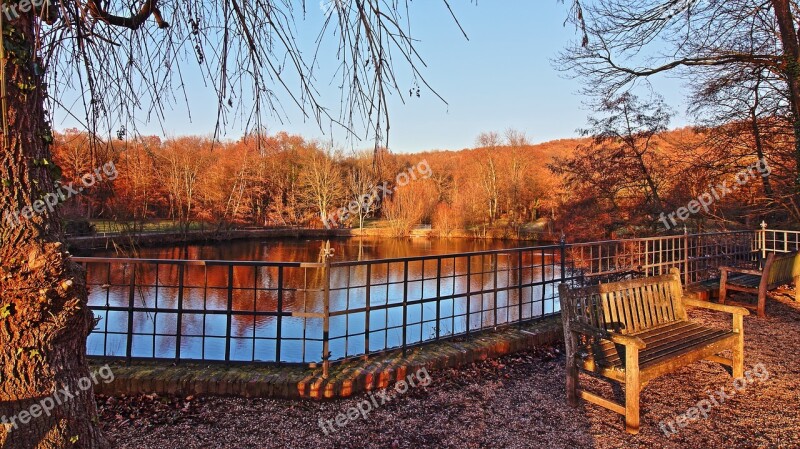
[53, 118, 797, 241]
[51, 129, 557, 237]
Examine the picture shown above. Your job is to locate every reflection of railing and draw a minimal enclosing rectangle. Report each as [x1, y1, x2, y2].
[77, 227, 791, 376]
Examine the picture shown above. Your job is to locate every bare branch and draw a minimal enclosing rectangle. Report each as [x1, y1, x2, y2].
[85, 0, 169, 30]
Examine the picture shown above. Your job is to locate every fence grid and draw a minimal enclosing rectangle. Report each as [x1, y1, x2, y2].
[76, 227, 800, 374]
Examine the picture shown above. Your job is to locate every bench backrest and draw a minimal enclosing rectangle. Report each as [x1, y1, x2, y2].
[560, 268, 687, 335]
[764, 251, 800, 287]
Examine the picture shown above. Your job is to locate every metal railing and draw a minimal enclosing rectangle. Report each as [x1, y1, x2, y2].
[77, 227, 788, 375]
[325, 244, 564, 370]
[759, 228, 800, 257]
[78, 257, 327, 366]
[76, 243, 566, 376]
[566, 231, 758, 286]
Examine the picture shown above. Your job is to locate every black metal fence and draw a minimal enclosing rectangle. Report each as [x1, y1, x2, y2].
[325, 244, 565, 366]
[76, 244, 566, 374]
[76, 228, 782, 374]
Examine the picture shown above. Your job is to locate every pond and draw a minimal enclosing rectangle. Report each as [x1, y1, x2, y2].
[81, 237, 562, 364]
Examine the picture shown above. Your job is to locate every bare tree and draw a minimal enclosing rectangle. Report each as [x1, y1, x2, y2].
[383, 180, 436, 236]
[300, 147, 344, 225]
[476, 132, 501, 223]
[550, 93, 672, 235]
[686, 63, 800, 221]
[158, 137, 214, 231]
[504, 128, 529, 147]
[344, 152, 379, 232]
[563, 0, 800, 195]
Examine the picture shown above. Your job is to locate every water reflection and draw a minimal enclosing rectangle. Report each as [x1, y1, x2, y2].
[84, 238, 562, 363]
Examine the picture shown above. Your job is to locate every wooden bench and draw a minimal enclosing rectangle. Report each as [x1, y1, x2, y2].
[559, 268, 749, 434]
[720, 251, 800, 317]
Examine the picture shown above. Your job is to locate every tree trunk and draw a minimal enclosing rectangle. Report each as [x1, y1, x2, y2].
[0, 11, 106, 449]
[750, 105, 775, 199]
[772, 0, 800, 191]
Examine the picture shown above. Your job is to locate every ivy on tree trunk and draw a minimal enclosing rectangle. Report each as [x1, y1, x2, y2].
[0, 10, 106, 449]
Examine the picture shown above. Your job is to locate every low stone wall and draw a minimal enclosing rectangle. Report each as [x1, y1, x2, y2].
[91, 316, 563, 400]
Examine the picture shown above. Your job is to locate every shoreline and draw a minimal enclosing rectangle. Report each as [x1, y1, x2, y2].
[66, 226, 558, 252]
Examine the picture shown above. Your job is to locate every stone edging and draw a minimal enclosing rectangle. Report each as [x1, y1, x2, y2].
[91, 316, 563, 400]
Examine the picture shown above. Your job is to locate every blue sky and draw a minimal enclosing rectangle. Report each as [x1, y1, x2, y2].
[55, 1, 689, 153]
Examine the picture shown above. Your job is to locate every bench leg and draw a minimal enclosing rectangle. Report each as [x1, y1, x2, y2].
[719, 271, 728, 304]
[757, 288, 767, 318]
[733, 314, 745, 378]
[794, 276, 800, 302]
[566, 356, 579, 407]
[625, 348, 641, 434]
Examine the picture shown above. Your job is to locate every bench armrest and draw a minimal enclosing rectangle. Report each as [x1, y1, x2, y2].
[719, 266, 763, 277]
[607, 332, 647, 349]
[568, 321, 647, 349]
[683, 298, 751, 316]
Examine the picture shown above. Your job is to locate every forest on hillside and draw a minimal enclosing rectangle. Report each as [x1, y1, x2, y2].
[51, 114, 798, 242]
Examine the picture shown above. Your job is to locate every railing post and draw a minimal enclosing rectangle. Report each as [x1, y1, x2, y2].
[402, 260, 409, 356]
[492, 253, 498, 327]
[784, 229, 788, 252]
[465, 256, 471, 337]
[175, 264, 185, 364]
[517, 250, 523, 326]
[126, 264, 136, 366]
[364, 263, 371, 358]
[225, 265, 234, 363]
[321, 242, 333, 379]
[276, 266, 284, 364]
[760, 220, 768, 261]
[541, 248, 547, 312]
[683, 227, 690, 286]
[435, 258, 442, 340]
[560, 234, 566, 284]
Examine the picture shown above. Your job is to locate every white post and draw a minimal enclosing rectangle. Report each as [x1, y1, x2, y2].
[760, 221, 768, 260]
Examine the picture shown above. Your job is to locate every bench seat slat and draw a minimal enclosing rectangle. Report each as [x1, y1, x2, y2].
[581, 322, 734, 369]
[632, 287, 647, 330]
[726, 274, 762, 288]
[640, 332, 734, 367]
[598, 321, 697, 349]
[628, 288, 644, 332]
[649, 284, 665, 326]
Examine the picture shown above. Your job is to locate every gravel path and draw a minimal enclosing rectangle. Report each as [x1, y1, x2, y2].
[99, 291, 800, 449]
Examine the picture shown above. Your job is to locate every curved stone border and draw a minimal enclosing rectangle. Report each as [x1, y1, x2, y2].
[91, 316, 562, 400]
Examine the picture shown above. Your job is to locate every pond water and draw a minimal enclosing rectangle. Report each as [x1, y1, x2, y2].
[82, 238, 562, 364]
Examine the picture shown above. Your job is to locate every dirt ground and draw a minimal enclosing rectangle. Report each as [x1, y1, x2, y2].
[99, 291, 800, 449]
